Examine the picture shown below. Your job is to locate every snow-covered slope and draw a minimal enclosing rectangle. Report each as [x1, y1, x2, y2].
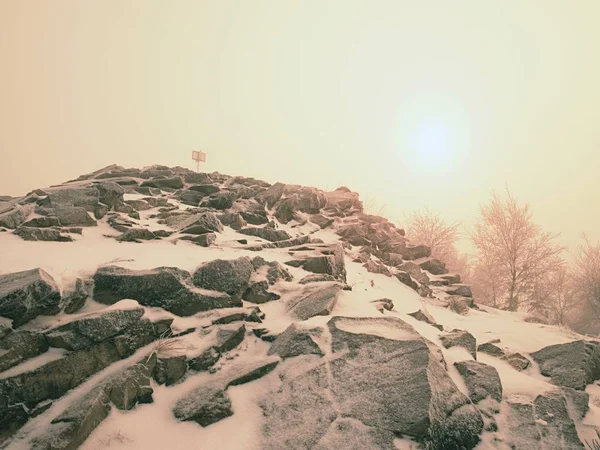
[0, 165, 598, 449]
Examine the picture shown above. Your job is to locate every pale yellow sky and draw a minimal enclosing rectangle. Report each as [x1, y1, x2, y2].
[1, 1, 599, 251]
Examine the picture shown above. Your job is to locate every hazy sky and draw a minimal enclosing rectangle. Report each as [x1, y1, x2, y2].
[1, 1, 599, 252]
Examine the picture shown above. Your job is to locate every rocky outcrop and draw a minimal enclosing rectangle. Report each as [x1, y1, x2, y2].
[0, 268, 61, 327]
[94, 266, 237, 316]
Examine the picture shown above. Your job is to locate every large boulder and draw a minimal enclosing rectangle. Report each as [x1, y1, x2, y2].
[39, 187, 99, 211]
[92, 181, 125, 208]
[400, 245, 431, 260]
[286, 282, 342, 321]
[93, 266, 237, 316]
[398, 261, 429, 285]
[531, 340, 600, 390]
[192, 257, 254, 301]
[50, 206, 97, 227]
[260, 316, 483, 449]
[0, 268, 61, 327]
[0, 206, 31, 229]
[408, 309, 443, 331]
[454, 360, 503, 403]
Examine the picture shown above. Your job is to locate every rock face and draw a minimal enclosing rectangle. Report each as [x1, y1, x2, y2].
[93, 266, 237, 316]
[531, 340, 600, 390]
[0, 268, 61, 327]
[14, 227, 73, 242]
[192, 257, 254, 301]
[286, 282, 342, 321]
[260, 317, 483, 450]
[454, 360, 503, 403]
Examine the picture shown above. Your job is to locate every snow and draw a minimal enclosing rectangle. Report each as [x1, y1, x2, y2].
[1, 201, 597, 450]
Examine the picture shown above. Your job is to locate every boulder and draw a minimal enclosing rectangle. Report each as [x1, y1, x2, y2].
[49, 206, 97, 227]
[418, 258, 448, 275]
[394, 271, 419, 291]
[188, 184, 220, 195]
[440, 330, 477, 359]
[217, 212, 247, 230]
[268, 324, 324, 359]
[363, 260, 392, 277]
[446, 284, 473, 298]
[0, 330, 49, 372]
[21, 216, 61, 228]
[180, 190, 205, 206]
[0, 268, 61, 327]
[192, 257, 254, 301]
[154, 355, 187, 386]
[400, 244, 431, 260]
[441, 273, 462, 284]
[454, 360, 503, 403]
[116, 228, 157, 242]
[40, 187, 99, 211]
[274, 196, 299, 224]
[408, 309, 443, 331]
[286, 282, 342, 321]
[309, 214, 334, 229]
[299, 274, 336, 284]
[531, 340, 600, 390]
[93, 181, 124, 208]
[215, 324, 246, 353]
[260, 316, 483, 449]
[285, 243, 346, 282]
[140, 176, 184, 189]
[14, 227, 73, 242]
[242, 280, 280, 304]
[184, 172, 213, 184]
[93, 266, 237, 316]
[255, 182, 285, 208]
[179, 233, 217, 247]
[45, 307, 145, 351]
[239, 226, 292, 242]
[477, 342, 505, 357]
[124, 199, 152, 211]
[0, 206, 31, 229]
[179, 212, 223, 234]
[502, 352, 531, 371]
[201, 191, 236, 210]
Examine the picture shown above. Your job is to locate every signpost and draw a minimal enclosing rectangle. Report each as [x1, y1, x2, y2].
[192, 150, 206, 172]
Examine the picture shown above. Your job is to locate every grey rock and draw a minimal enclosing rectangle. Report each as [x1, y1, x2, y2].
[268, 324, 324, 359]
[21, 216, 61, 228]
[62, 278, 92, 314]
[398, 261, 429, 285]
[179, 233, 216, 247]
[285, 243, 346, 282]
[408, 309, 443, 331]
[93, 266, 237, 316]
[309, 214, 334, 229]
[446, 284, 473, 298]
[477, 342, 505, 357]
[93, 181, 124, 208]
[242, 281, 280, 304]
[440, 330, 477, 359]
[286, 282, 342, 321]
[116, 228, 157, 242]
[502, 352, 531, 371]
[217, 212, 247, 230]
[441, 273, 462, 284]
[299, 274, 336, 284]
[201, 191, 235, 210]
[531, 340, 600, 390]
[154, 355, 187, 386]
[215, 324, 246, 353]
[192, 257, 254, 301]
[179, 212, 223, 234]
[454, 360, 503, 403]
[418, 258, 448, 275]
[400, 244, 431, 260]
[0, 268, 61, 327]
[188, 346, 220, 371]
[51, 206, 97, 227]
[14, 227, 73, 242]
[239, 226, 292, 242]
[314, 418, 396, 450]
[140, 176, 184, 189]
[0, 206, 31, 229]
[124, 199, 152, 211]
[394, 271, 419, 291]
[188, 184, 220, 195]
[274, 196, 299, 224]
[0, 330, 49, 372]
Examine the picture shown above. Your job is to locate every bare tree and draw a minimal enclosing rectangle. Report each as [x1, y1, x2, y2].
[405, 208, 461, 262]
[471, 254, 504, 308]
[573, 235, 600, 320]
[527, 266, 577, 325]
[470, 189, 563, 311]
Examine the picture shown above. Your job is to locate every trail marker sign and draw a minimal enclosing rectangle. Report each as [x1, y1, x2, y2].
[192, 150, 206, 172]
